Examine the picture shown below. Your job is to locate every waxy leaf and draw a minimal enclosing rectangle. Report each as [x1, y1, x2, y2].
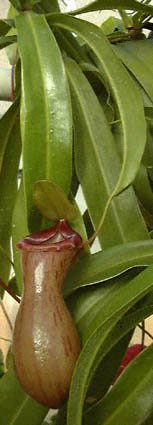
[16, 12, 72, 232]
[47, 13, 146, 196]
[64, 240, 153, 296]
[33, 180, 78, 221]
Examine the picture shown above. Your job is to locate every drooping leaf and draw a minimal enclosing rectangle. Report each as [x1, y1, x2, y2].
[33, 180, 79, 222]
[69, 0, 153, 16]
[0, 101, 21, 290]
[0, 364, 48, 425]
[64, 57, 148, 249]
[47, 13, 146, 196]
[15, 12, 72, 232]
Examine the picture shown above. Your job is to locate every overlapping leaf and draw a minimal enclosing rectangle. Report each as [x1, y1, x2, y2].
[67, 264, 153, 425]
[113, 40, 153, 104]
[64, 58, 148, 248]
[64, 239, 153, 296]
[47, 13, 146, 196]
[84, 342, 153, 425]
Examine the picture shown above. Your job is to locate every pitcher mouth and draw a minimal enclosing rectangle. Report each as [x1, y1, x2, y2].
[16, 220, 82, 252]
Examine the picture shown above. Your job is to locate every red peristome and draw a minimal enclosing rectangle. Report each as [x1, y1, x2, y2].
[16, 220, 82, 252]
[113, 344, 146, 383]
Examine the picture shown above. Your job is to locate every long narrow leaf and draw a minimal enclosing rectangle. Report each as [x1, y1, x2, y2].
[47, 13, 146, 196]
[64, 240, 153, 296]
[12, 181, 28, 295]
[0, 101, 21, 288]
[69, 0, 153, 16]
[15, 12, 72, 231]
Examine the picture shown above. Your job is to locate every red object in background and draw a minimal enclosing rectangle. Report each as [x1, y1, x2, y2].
[113, 344, 146, 383]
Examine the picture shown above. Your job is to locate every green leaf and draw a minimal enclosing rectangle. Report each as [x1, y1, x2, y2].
[113, 40, 153, 104]
[101, 16, 125, 35]
[86, 331, 133, 403]
[84, 342, 153, 425]
[0, 20, 12, 36]
[67, 264, 153, 425]
[64, 239, 153, 297]
[65, 57, 148, 249]
[0, 349, 5, 378]
[34, 0, 60, 13]
[69, 0, 153, 16]
[33, 180, 79, 221]
[0, 35, 16, 49]
[47, 13, 146, 196]
[134, 164, 153, 215]
[12, 181, 28, 295]
[0, 101, 21, 288]
[15, 12, 72, 232]
[0, 364, 48, 425]
[6, 4, 18, 65]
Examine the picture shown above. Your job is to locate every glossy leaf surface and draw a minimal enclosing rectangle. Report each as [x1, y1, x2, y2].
[16, 12, 72, 232]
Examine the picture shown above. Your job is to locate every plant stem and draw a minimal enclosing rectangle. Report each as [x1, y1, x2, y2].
[119, 9, 133, 28]
[0, 279, 20, 304]
[73, 192, 114, 261]
[0, 336, 12, 343]
[0, 299, 13, 332]
[138, 324, 153, 341]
